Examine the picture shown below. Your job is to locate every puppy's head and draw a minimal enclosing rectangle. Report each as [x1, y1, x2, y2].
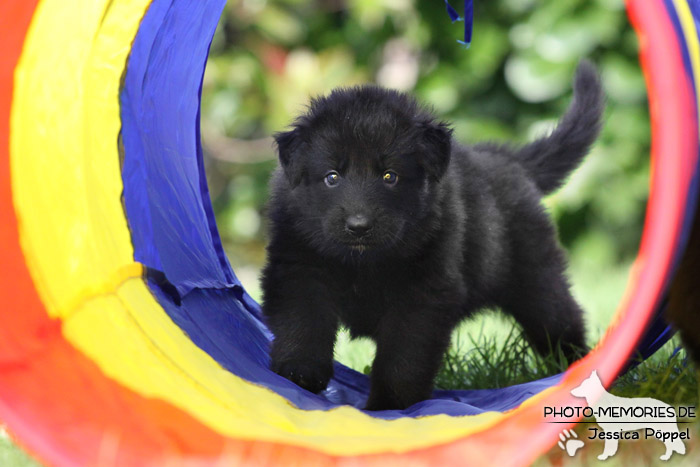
[274, 86, 452, 258]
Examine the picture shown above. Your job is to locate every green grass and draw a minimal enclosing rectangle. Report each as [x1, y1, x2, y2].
[434, 324, 573, 390]
[432, 320, 698, 405]
[0, 428, 41, 467]
[432, 323, 697, 406]
[610, 342, 698, 405]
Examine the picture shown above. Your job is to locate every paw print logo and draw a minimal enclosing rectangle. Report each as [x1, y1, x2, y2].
[558, 429, 584, 457]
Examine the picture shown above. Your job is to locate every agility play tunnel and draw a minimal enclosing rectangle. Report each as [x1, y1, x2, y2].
[0, 0, 698, 465]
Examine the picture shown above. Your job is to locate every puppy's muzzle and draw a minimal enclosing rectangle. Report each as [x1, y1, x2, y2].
[345, 214, 371, 237]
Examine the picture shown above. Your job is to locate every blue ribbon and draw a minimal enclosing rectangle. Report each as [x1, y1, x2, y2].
[444, 0, 473, 48]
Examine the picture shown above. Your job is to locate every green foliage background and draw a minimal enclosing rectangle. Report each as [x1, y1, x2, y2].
[201, 0, 650, 371]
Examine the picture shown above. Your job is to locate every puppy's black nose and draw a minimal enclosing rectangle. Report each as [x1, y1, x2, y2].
[346, 214, 371, 236]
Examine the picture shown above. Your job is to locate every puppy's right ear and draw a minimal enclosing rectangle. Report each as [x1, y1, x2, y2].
[274, 129, 304, 187]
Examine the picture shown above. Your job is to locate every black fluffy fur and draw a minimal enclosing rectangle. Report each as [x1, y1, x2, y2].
[261, 61, 604, 411]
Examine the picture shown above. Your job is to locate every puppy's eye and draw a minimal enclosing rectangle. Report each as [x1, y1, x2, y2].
[324, 171, 340, 187]
[382, 171, 398, 186]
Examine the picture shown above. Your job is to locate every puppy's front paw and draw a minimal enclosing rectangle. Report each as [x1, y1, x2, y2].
[364, 396, 400, 412]
[272, 359, 332, 394]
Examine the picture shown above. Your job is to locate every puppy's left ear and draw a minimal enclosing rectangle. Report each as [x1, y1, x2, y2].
[418, 120, 453, 181]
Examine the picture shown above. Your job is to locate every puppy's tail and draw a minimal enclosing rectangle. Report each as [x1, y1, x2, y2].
[514, 60, 604, 195]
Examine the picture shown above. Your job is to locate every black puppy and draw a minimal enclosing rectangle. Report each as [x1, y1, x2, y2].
[261, 61, 603, 411]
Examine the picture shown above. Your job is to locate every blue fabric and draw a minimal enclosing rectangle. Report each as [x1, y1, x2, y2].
[120, 0, 235, 297]
[147, 275, 562, 418]
[119, 0, 695, 418]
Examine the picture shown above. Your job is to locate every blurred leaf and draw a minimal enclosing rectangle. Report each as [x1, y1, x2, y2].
[505, 53, 574, 102]
[257, 4, 307, 44]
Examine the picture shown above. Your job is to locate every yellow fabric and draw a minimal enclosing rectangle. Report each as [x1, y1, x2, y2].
[10, 0, 536, 455]
[11, 0, 142, 318]
[63, 278, 506, 454]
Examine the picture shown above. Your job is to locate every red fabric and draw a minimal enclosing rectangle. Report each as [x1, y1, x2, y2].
[0, 3, 230, 465]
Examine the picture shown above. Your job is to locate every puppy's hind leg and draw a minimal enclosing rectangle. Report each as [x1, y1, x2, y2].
[500, 259, 588, 364]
